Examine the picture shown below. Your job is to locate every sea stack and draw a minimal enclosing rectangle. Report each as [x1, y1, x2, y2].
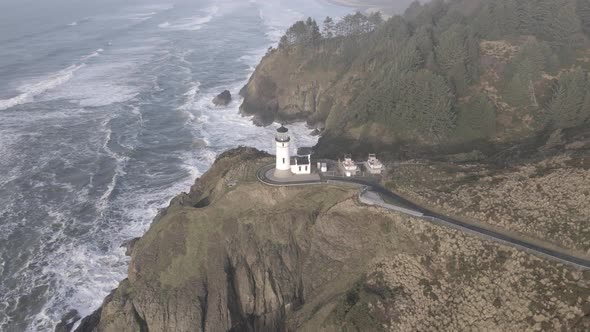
[212, 90, 232, 106]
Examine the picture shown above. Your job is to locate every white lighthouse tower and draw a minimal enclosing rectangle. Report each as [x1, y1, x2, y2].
[274, 125, 292, 178]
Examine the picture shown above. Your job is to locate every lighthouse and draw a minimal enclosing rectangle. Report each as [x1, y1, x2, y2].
[274, 125, 292, 178]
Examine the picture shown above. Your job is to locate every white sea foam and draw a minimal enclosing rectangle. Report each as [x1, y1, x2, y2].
[130, 105, 144, 127]
[127, 11, 157, 21]
[81, 48, 104, 61]
[158, 15, 212, 31]
[0, 46, 113, 111]
[255, 2, 304, 43]
[1, 2, 345, 330]
[43, 60, 141, 107]
[97, 120, 128, 214]
[142, 4, 175, 11]
[186, 77, 318, 164]
[158, 6, 218, 31]
[178, 82, 201, 111]
[0, 64, 85, 111]
[68, 17, 91, 27]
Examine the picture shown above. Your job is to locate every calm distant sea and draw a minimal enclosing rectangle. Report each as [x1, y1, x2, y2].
[0, 0, 348, 330]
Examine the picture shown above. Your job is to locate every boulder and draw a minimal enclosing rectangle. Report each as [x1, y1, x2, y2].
[54, 310, 81, 332]
[120, 237, 141, 257]
[212, 90, 232, 106]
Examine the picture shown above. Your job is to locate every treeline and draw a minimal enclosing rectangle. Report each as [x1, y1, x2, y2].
[346, 0, 590, 141]
[323, 12, 383, 38]
[473, 0, 586, 48]
[279, 12, 384, 48]
[548, 68, 590, 129]
[279, 18, 321, 48]
[279, 0, 590, 142]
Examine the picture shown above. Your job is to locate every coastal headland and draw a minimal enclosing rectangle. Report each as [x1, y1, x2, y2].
[73, 147, 590, 331]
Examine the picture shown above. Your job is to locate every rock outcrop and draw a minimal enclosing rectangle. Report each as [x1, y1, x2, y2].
[74, 147, 590, 332]
[239, 48, 352, 130]
[213, 90, 232, 106]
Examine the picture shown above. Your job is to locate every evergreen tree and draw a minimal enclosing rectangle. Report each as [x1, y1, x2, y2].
[306, 18, 322, 45]
[578, 0, 590, 35]
[436, 26, 465, 73]
[282, 18, 322, 46]
[435, 24, 478, 95]
[323, 16, 335, 38]
[549, 68, 590, 128]
[490, 0, 519, 36]
[436, 9, 465, 34]
[551, 1, 583, 47]
[368, 12, 384, 28]
[392, 44, 424, 74]
[279, 35, 289, 49]
[456, 94, 497, 140]
[413, 25, 434, 58]
[392, 70, 455, 139]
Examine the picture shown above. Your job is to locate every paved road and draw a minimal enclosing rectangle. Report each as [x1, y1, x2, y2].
[257, 164, 590, 270]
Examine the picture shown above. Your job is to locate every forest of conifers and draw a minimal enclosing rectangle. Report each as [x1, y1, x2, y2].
[278, 0, 590, 143]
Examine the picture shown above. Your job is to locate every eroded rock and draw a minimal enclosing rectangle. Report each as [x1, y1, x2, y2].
[213, 90, 232, 106]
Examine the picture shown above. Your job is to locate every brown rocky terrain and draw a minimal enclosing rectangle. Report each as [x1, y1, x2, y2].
[385, 131, 590, 256]
[75, 147, 590, 332]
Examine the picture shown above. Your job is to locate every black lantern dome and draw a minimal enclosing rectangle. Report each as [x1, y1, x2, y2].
[276, 125, 290, 142]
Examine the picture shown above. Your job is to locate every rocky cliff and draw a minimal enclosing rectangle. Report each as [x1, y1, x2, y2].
[239, 45, 398, 158]
[239, 46, 349, 130]
[75, 147, 590, 332]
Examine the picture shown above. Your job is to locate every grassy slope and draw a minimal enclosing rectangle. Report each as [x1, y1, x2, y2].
[384, 129, 590, 255]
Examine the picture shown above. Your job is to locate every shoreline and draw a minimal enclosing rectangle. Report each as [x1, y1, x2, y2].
[323, 0, 379, 10]
[323, 0, 365, 8]
[322, 0, 403, 15]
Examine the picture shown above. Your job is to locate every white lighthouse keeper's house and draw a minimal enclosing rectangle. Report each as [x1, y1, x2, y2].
[274, 125, 292, 178]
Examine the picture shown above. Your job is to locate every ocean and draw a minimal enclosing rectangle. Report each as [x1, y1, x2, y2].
[0, 0, 349, 330]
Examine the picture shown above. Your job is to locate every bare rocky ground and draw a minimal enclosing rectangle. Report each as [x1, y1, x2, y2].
[76, 147, 590, 332]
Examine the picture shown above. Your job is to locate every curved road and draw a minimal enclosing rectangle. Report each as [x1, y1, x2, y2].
[257, 164, 590, 270]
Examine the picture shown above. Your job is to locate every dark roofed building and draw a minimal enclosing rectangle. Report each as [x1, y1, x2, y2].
[297, 147, 313, 156]
[292, 156, 310, 165]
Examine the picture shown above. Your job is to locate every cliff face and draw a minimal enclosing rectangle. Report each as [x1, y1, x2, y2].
[239, 47, 348, 129]
[76, 147, 590, 332]
[239, 46, 397, 157]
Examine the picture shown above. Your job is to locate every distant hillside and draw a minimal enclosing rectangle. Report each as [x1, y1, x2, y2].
[240, 0, 590, 157]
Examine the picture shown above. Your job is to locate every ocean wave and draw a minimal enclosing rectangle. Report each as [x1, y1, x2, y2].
[130, 105, 144, 127]
[0, 64, 85, 111]
[158, 6, 219, 31]
[177, 82, 201, 111]
[157, 15, 212, 31]
[255, 3, 304, 43]
[127, 11, 157, 21]
[0, 46, 112, 111]
[67, 17, 91, 27]
[41, 59, 142, 108]
[97, 119, 128, 214]
[81, 48, 104, 61]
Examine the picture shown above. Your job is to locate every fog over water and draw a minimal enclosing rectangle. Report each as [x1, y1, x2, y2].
[0, 0, 349, 330]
